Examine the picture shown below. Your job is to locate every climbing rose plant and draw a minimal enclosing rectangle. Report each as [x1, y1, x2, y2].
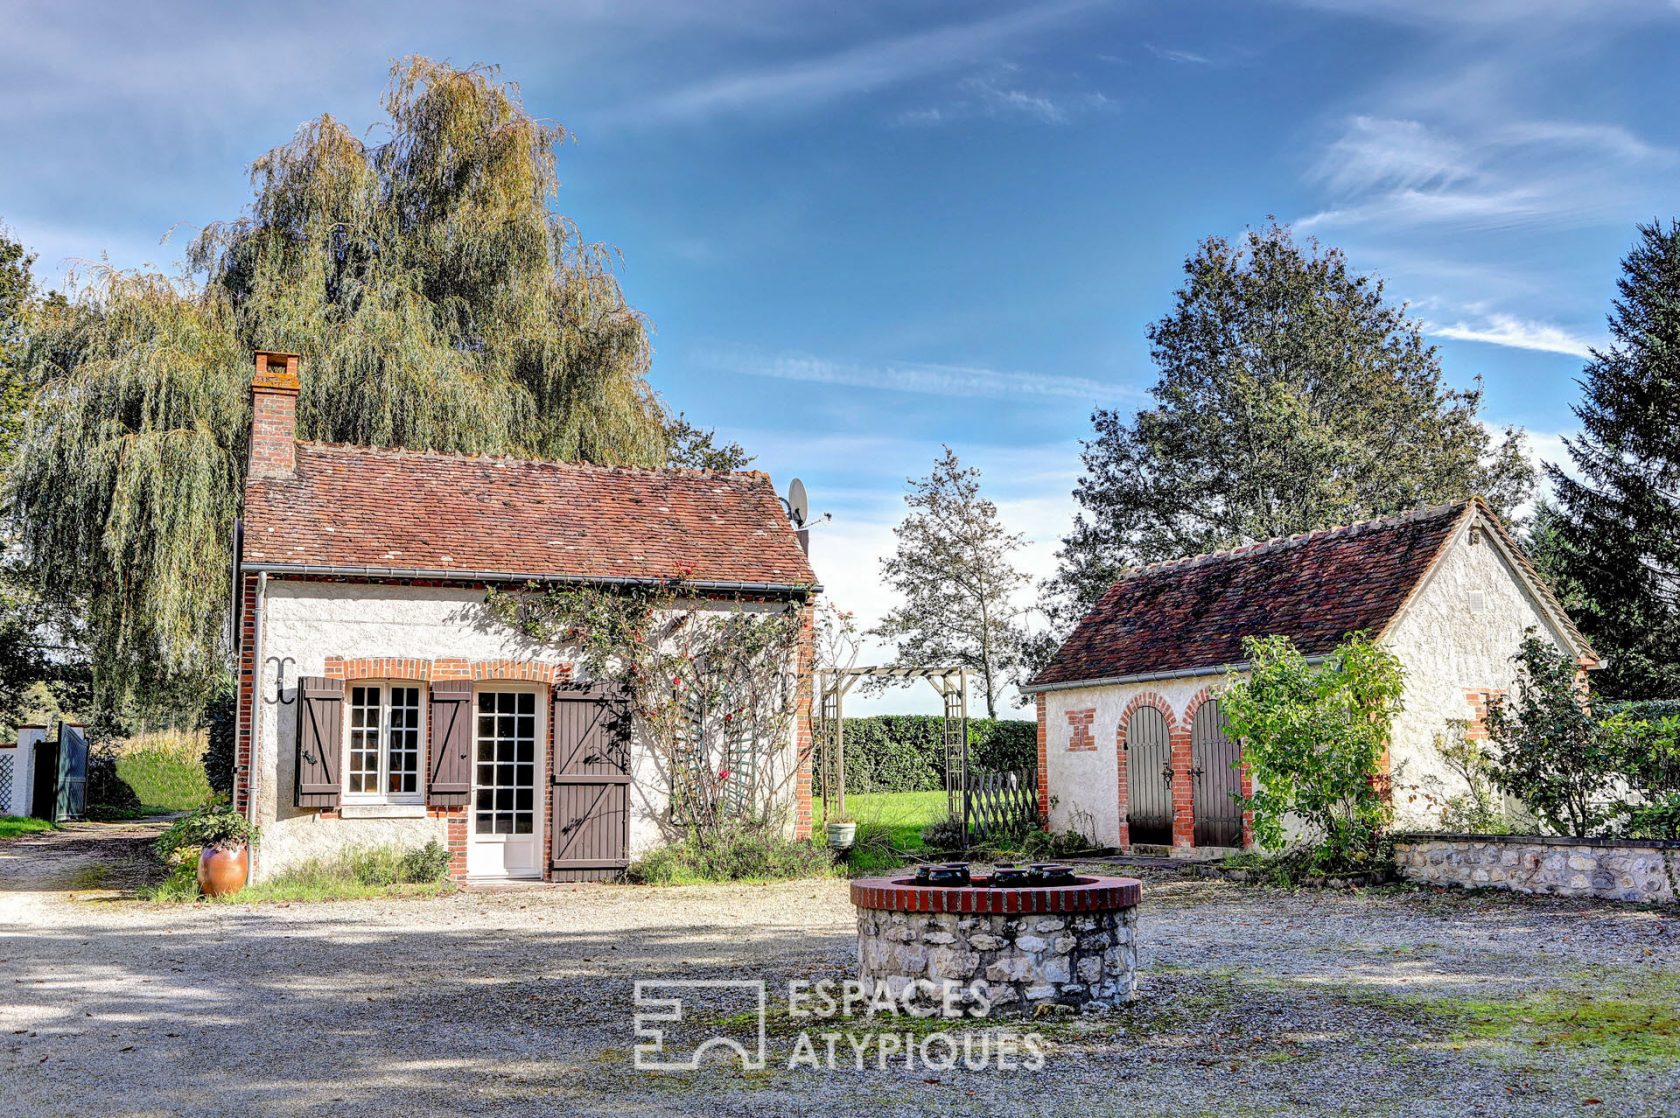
[486, 579, 806, 839]
[1220, 633, 1406, 871]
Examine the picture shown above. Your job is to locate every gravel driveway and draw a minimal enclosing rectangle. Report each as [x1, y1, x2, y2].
[2, 824, 1677, 1117]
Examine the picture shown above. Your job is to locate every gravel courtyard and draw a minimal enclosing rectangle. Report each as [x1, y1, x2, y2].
[2, 824, 1677, 1117]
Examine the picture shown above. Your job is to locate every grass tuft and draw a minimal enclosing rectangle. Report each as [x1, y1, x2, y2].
[629, 825, 840, 885]
[0, 816, 57, 841]
[145, 840, 455, 903]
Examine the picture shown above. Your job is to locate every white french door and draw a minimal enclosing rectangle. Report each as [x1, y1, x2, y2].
[466, 688, 544, 879]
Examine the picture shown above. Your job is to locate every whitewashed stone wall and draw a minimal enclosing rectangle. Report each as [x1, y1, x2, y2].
[1040, 674, 1217, 847]
[1395, 835, 1679, 905]
[1381, 525, 1579, 829]
[855, 908, 1139, 1013]
[1041, 518, 1585, 845]
[251, 580, 802, 879]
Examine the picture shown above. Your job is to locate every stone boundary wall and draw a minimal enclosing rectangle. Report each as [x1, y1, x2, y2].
[1395, 834, 1680, 905]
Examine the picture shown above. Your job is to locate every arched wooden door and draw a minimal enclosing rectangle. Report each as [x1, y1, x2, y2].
[1191, 699, 1242, 847]
[1124, 706, 1173, 846]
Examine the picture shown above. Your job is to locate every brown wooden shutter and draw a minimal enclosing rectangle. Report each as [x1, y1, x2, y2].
[428, 681, 473, 805]
[295, 676, 343, 809]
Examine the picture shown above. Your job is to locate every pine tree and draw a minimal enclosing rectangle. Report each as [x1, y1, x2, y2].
[874, 447, 1029, 718]
[1548, 221, 1680, 699]
[1045, 222, 1534, 631]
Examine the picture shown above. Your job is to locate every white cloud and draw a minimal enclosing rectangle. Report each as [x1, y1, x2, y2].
[1144, 44, 1212, 65]
[1430, 314, 1601, 358]
[695, 343, 1135, 404]
[608, 0, 1099, 125]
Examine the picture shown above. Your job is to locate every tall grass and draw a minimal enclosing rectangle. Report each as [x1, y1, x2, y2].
[114, 730, 215, 813]
[146, 841, 454, 903]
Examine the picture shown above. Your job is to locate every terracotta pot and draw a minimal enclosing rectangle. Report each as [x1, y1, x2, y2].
[197, 844, 249, 897]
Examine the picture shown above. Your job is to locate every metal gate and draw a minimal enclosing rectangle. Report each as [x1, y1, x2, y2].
[550, 685, 631, 882]
[1124, 706, 1173, 846]
[1191, 700, 1242, 847]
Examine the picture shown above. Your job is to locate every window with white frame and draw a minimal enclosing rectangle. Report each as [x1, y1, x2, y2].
[345, 683, 423, 800]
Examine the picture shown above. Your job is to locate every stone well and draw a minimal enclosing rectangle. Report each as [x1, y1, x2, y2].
[850, 874, 1142, 1014]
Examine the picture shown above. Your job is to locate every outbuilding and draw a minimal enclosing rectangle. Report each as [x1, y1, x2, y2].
[233, 352, 819, 882]
[1024, 500, 1597, 854]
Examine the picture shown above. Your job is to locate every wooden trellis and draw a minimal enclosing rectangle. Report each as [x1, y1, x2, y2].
[813, 665, 970, 842]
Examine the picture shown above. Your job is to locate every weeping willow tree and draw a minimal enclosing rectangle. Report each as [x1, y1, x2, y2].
[10, 58, 669, 706]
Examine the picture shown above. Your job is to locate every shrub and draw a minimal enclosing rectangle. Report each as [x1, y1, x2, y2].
[919, 815, 966, 853]
[843, 820, 902, 876]
[823, 716, 1038, 795]
[203, 682, 237, 797]
[1600, 713, 1680, 840]
[1221, 633, 1405, 872]
[1485, 635, 1617, 837]
[628, 824, 838, 884]
[1407, 720, 1512, 834]
[155, 807, 258, 861]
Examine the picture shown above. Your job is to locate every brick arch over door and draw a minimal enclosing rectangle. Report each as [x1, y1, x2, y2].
[1117, 693, 1177, 848]
[1183, 687, 1247, 848]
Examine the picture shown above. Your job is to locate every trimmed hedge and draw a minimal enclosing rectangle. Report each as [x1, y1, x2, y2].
[1601, 699, 1680, 722]
[821, 716, 1037, 795]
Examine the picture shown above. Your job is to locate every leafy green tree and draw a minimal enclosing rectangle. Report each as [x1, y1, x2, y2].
[874, 447, 1029, 718]
[1485, 634, 1614, 837]
[1047, 223, 1533, 626]
[1545, 221, 1680, 699]
[1219, 633, 1406, 870]
[664, 414, 754, 471]
[0, 225, 36, 470]
[10, 59, 671, 705]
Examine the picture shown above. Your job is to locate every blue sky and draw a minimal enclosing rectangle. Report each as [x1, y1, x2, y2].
[3, 1, 1677, 713]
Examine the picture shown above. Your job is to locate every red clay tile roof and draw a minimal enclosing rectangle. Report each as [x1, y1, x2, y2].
[1029, 501, 1476, 688]
[242, 442, 818, 590]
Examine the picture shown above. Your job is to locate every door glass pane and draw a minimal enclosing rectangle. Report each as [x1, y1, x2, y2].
[386, 686, 420, 794]
[347, 686, 381, 794]
[475, 690, 538, 836]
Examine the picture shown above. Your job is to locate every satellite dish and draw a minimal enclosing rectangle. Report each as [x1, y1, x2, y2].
[786, 478, 809, 527]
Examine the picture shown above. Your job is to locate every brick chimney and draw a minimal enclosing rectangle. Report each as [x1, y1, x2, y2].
[249, 351, 300, 480]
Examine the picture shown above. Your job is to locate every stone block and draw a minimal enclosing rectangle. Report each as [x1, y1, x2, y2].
[1040, 956, 1072, 984]
[969, 933, 1005, 951]
[985, 951, 1033, 983]
[1076, 955, 1104, 984]
[928, 946, 981, 980]
[1016, 934, 1049, 953]
[1035, 917, 1068, 933]
[924, 931, 957, 946]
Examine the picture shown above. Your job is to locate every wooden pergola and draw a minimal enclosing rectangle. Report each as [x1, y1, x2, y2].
[813, 665, 970, 835]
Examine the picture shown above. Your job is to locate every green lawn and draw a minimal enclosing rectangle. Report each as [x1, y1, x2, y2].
[818, 790, 952, 873]
[0, 816, 57, 841]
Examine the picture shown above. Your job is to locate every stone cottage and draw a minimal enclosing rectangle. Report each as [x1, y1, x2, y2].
[1023, 499, 1597, 854]
[233, 352, 819, 882]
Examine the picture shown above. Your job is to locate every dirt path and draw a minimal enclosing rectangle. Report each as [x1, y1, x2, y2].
[1, 833, 1677, 1117]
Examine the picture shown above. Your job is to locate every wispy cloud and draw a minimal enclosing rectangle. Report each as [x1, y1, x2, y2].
[696, 343, 1131, 403]
[1145, 44, 1212, 65]
[1298, 112, 1666, 234]
[1429, 315, 1600, 358]
[609, 0, 1099, 125]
